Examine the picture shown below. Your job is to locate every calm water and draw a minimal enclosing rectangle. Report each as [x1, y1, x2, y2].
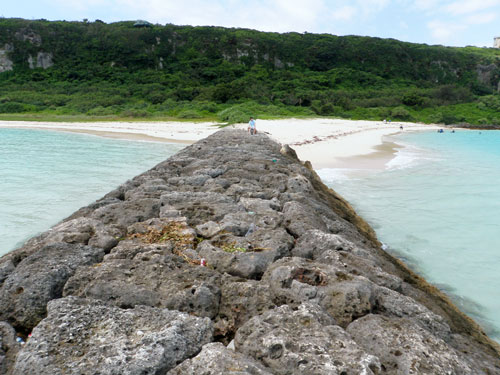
[0, 128, 184, 255]
[319, 129, 500, 342]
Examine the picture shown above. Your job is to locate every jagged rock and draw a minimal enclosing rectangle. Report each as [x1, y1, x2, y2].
[168, 342, 273, 374]
[287, 174, 315, 195]
[347, 314, 474, 374]
[91, 198, 161, 228]
[234, 303, 381, 374]
[282, 201, 328, 237]
[14, 29, 42, 45]
[0, 44, 14, 72]
[316, 248, 403, 291]
[1, 129, 499, 374]
[215, 277, 276, 341]
[280, 144, 298, 159]
[64, 244, 221, 318]
[262, 256, 450, 333]
[197, 230, 293, 279]
[197, 241, 272, 279]
[291, 229, 356, 259]
[195, 221, 222, 238]
[0, 321, 20, 374]
[42, 217, 122, 252]
[160, 191, 241, 224]
[0, 259, 15, 285]
[11, 296, 213, 375]
[28, 52, 53, 69]
[373, 286, 451, 340]
[0, 243, 104, 331]
[262, 257, 375, 326]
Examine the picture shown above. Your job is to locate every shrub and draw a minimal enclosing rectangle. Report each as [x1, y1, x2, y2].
[121, 109, 148, 117]
[87, 106, 117, 116]
[402, 92, 425, 106]
[217, 107, 251, 124]
[390, 106, 411, 120]
[0, 102, 26, 113]
[177, 109, 203, 119]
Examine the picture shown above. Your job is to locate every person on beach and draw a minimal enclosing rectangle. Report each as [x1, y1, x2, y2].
[248, 117, 257, 135]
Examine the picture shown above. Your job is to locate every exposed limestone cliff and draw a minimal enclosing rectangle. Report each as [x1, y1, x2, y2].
[0, 44, 14, 73]
[27, 52, 54, 69]
[0, 130, 499, 374]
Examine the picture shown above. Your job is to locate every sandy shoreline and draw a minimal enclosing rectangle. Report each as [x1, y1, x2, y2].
[0, 119, 441, 170]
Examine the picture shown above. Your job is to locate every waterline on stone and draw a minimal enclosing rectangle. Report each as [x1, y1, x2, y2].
[319, 129, 500, 342]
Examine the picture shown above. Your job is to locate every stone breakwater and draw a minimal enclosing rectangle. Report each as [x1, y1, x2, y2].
[0, 129, 499, 374]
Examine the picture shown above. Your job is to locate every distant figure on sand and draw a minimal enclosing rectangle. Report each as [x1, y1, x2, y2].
[248, 117, 257, 135]
[400, 125, 403, 130]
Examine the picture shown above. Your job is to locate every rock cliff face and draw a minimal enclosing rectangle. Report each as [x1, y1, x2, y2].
[1, 129, 499, 374]
[0, 44, 14, 73]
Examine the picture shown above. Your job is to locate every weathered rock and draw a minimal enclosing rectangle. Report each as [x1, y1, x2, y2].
[2, 129, 499, 374]
[347, 314, 474, 374]
[195, 221, 222, 238]
[0, 259, 15, 285]
[160, 191, 241, 224]
[91, 198, 161, 228]
[235, 303, 381, 374]
[373, 286, 451, 340]
[263, 257, 376, 326]
[0, 44, 14, 73]
[168, 342, 273, 375]
[197, 233, 292, 279]
[215, 277, 276, 341]
[262, 256, 451, 334]
[46, 217, 122, 252]
[12, 296, 213, 375]
[291, 229, 356, 259]
[64, 250, 221, 318]
[0, 243, 104, 331]
[0, 321, 20, 374]
[316, 249, 404, 292]
[282, 201, 328, 237]
[197, 241, 272, 279]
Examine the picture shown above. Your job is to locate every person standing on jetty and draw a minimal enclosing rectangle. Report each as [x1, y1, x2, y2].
[248, 117, 257, 135]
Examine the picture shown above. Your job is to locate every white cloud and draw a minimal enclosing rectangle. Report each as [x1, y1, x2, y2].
[464, 12, 497, 25]
[102, 0, 329, 33]
[49, 0, 111, 9]
[362, 0, 391, 8]
[445, 0, 500, 16]
[427, 19, 466, 42]
[412, 0, 445, 11]
[28, 0, 499, 47]
[330, 5, 357, 21]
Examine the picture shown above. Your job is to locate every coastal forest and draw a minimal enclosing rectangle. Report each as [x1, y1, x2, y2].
[0, 17, 499, 126]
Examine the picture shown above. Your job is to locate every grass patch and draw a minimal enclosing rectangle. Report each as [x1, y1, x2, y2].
[221, 242, 247, 253]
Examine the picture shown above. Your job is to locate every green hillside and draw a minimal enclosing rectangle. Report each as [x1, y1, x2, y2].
[0, 18, 499, 125]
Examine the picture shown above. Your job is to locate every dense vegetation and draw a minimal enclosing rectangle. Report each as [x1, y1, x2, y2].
[0, 18, 499, 125]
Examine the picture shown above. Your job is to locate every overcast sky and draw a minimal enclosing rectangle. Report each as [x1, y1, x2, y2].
[2, 0, 499, 48]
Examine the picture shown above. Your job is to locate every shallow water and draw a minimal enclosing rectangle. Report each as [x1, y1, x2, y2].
[319, 129, 500, 342]
[0, 128, 184, 255]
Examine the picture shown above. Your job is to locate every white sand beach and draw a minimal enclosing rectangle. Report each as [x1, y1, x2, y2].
[234, 119, 441, 169]
[0, 119, 441, 170]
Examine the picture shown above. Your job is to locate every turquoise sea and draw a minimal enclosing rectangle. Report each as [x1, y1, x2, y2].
[318, 129, 500, 342]
[0, 128, 184, 255]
